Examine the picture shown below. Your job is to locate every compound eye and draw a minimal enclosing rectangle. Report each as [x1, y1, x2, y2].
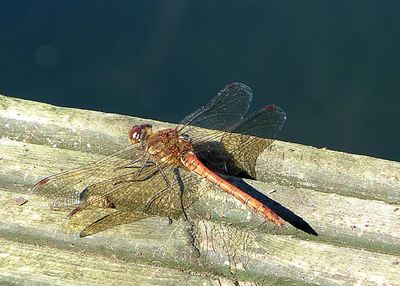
[129, 124, 152, 143]
[129, 126, 142, 141]
[130, 131, 140, 140]
[180, 133, 191, 142]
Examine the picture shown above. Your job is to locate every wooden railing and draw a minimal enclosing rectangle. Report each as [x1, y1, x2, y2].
[0, 95, 399, 285]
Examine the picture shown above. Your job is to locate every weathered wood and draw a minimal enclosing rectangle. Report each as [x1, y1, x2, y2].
[0, 94, 399, 285]
[0, 237, 219, 286]
[258, 141, 400, 204]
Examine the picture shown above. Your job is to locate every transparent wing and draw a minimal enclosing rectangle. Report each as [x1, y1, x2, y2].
[195, 105, 286, 178]
[63, 209, 149, 237]
[67, 164, 205, 223]
[32, 145, 147, 209]
[140, 167, 205, 218]
[177, 82, 252, 143]
[64, 167, 207, 237]
[79, 211, 148, 237]
[233, 105, 286, 139]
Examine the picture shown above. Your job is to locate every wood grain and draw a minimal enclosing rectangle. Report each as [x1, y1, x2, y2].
[0, 95, 399, 285]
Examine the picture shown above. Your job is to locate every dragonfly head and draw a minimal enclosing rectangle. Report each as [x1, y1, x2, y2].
[129, 124, 153, 144]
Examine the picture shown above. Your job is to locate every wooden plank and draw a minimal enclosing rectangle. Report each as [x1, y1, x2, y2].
[0, 238, 219, 286]
[258, 141, 400, 204]
[2, 139, 399, 254]
[1, 95, 399, 285]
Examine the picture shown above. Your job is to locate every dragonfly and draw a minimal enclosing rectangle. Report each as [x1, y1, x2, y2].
[32, 83, 286, 237]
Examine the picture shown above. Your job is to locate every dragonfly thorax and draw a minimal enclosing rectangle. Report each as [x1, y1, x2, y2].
[145, 128, 193, 166]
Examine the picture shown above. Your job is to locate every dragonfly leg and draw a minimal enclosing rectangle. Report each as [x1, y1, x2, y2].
[125, 160, 156, 169]
[112, 157, 143, 171]
[174, 168, 188, 220]
[113, 160, 160, 186]
[112, 156, 155, 172]
[136, 154, 153, 177]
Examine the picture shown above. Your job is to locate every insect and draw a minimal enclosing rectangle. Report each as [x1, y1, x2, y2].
[32, 83, 286, 237]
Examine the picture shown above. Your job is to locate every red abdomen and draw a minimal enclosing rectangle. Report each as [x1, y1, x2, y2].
[182, 152, 282, 225]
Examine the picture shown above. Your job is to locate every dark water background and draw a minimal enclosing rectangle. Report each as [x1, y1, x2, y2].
[1, 1, 399, 161]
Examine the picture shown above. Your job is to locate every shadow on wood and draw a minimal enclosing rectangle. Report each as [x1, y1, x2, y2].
[228, 177, 318, 236]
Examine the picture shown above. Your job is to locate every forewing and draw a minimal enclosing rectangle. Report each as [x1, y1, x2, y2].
[32, 145, 146, 209]
[64, 166, 207, 237]
[74, 165, 205, 221]
[177, 83, 252, 143]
